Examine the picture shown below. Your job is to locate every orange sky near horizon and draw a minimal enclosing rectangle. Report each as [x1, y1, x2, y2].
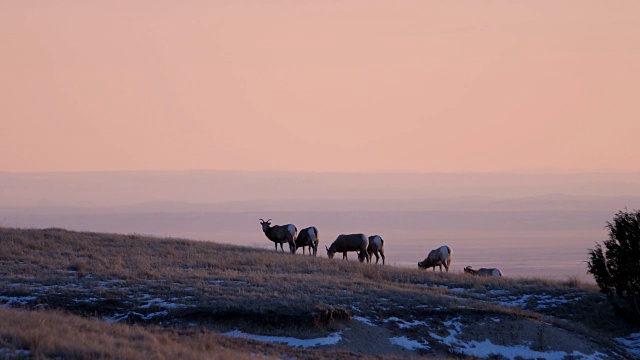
[1, 1, 639, 173]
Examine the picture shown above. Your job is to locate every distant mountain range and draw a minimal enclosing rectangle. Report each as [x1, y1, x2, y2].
[2, 170, 640, 208]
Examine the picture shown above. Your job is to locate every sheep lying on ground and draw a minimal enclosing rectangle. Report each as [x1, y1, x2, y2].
[417, 245, 452, 272]
[464, 266, 503, 277]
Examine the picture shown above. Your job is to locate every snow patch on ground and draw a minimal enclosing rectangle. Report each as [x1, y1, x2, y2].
[0, 348, 32, 357]
[448, 287, 467, 292]
[429, 318, 606, 360]
[104, 310, 169, 323]
[497, 293, 581, 310]
[0, 295, 37, 307]
[389, 336, 430, 350]
[221, 330, 342, 348]
[139, 297, 187, 309]
[73, 297, 102, 303]
[488, 289, 510, 295]
[456, 339, 605, 360]
[97, 280, 125, 287]
[615, 332, 640, 358]
[353, 316, 376, 327]
[385, 317, 428, 329]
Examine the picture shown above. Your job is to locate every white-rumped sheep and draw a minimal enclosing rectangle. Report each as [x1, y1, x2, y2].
[418, 245, 452, 272]
[259, 219, 297, 253]
[326, 234, 369, 263]
[367, 235, 386, 265]
[295, 226, 319, 256]
[464, 266, 503, 277]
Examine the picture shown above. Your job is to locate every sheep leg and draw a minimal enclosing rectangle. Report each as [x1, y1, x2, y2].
[343, 252, 348, 260]
[380, 250, 385, 265]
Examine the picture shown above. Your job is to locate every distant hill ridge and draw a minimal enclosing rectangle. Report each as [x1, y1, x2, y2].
[2, 170, 640, 208]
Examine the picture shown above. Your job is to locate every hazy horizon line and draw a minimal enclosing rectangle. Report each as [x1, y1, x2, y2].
[3, 168, 640, 176]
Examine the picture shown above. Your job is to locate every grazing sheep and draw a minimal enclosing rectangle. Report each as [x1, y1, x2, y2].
[464, 266, 503, 277]
[259, 219, 297, 253]
[367, 235, 386, 265]
[295, 226, 319, 256]
[417, 245, 452, 272]
[326, 234, 370, 263]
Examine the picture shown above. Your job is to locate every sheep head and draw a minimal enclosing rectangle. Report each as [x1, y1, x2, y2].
[326, 245, 335, 259]
[259, 218, 272, 232]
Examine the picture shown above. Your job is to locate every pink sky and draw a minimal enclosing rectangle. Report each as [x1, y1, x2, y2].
[1, 1, 639, 173]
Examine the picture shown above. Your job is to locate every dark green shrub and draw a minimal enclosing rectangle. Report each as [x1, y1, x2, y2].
[587, 210, 640, 322]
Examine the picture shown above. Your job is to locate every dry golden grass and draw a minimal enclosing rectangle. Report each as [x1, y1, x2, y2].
[0, 307, 400, 360]
[0, 226, 634, 358]
[0, 307, 252, 360]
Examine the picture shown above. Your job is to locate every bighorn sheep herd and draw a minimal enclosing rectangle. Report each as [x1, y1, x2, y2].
[259, 219, 503, 275]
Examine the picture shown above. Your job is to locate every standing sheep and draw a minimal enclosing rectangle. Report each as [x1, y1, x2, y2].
[326, 234, 370, 263]
[295, 226, 319, 256]
[417, 245, 452, 272]
[367, 235, 386, 265]
[259, 219, 297, 253]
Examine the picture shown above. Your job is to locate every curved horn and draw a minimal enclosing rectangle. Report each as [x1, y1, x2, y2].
[325, 245, 329, 251]
[267, 219, 272, 222]
[259, 218, 264, 222]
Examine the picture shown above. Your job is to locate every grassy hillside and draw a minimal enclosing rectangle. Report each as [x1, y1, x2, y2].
[0, 227, 637, 359]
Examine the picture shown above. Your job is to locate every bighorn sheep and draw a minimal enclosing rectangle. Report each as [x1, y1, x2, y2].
[326, 234, 370, 263]
[464, 266, 503, 277]
[259, 219, 297, 253]
[367, 235, 386, 265]
[295, 226, 319, 256]
[418, 245, 452, 272]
